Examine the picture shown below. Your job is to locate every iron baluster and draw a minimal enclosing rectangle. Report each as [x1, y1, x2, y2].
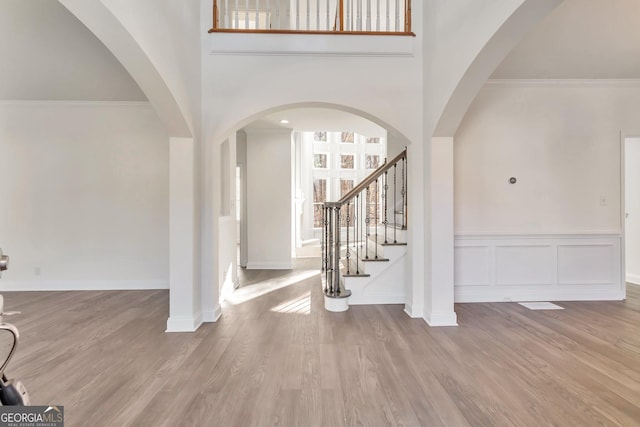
[393, 163, 397, 243]
[355, 194, 360, 274]
[402, 154, 406, 229]
[365, 185, 370, 259]
[383, 170, 388, 244]
[375, 178, 379, 259]
[326, 206, 332, 293]
[333, 205, 341, 294]
[345, 201, 351, 274]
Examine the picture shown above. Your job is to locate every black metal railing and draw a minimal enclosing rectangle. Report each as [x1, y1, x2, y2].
[322, 148, 407, 299]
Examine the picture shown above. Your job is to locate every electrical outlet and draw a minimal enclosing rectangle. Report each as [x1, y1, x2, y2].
[34, 267, 41, 276]
[599, 196, 607, 206]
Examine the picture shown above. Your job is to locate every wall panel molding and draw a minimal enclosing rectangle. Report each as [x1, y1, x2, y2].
[455, 234, 623, 302]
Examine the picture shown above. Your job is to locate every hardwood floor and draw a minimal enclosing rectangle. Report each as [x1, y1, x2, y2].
[2, 268, 640, 426]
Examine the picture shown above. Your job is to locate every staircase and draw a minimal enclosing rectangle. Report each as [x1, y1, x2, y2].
[322, 149, 407, 312]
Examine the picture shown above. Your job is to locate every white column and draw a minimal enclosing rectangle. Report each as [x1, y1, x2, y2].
[424, 137, 457, 326]
[404, 142, 424, 318]
[167, 137, 202, 332]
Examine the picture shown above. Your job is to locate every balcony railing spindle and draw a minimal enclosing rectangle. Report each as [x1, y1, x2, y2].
[296, 0, 300, 30]
[385, 0, 390, 31]
[256, 0, 260, 29]
[244, 0, 249, 28]
[394, 0, 399, 31]
[326, 0, 330, 30]
[267, 0, 271, 28]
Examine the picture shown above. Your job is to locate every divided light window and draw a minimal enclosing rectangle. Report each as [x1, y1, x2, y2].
[314, 132, 327, 142]
[305, 130, 386, 232]
[340, 179, 355, 226]
[341, 132, 355, 143]
[314, 153, 328, 168]
[341, 154, 355, 169]
[313, 179, 327, 228]
[366, 155, 380, 169]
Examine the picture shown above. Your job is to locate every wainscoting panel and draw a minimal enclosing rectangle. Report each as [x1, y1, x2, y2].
[557, 243, 615, 285]
[454, 234, 623, 302]
[495, 244, 554, 286]
[454, 245, 491, 286]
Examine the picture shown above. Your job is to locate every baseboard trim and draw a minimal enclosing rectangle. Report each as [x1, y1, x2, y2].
[455, 289, 625, 303]
[626, 274, 640, 285]
[403, 303, 420, 318]
[348, 294, 406, 305]
[245, 262, 293, 270]
[0, 279, 168, 292]
[166, 312, 203, 333]
[424, 311, 458, 327]
[202, 305, 222, 322]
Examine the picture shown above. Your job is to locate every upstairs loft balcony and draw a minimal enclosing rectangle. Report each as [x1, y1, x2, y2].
[209, 0, 413, 35]
[208, 1, 415, 55]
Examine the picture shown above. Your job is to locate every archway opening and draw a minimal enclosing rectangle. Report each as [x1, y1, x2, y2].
[215, 104, 412, 306]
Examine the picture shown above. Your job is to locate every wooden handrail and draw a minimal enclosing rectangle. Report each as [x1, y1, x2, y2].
[337, 148, 406, 205]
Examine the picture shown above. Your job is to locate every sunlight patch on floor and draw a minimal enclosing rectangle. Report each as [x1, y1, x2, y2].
[225, 270, 318, 305]
[270, 291, 311, 315]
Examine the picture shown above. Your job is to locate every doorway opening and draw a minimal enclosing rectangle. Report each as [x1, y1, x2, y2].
[625, 137, 640, 287]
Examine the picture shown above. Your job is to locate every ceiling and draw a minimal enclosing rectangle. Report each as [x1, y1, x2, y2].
[492, 0, 640, 79]
[244, 108, 386, 136]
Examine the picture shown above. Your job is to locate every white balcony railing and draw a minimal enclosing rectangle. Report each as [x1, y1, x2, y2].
[210, 0, 412, 34]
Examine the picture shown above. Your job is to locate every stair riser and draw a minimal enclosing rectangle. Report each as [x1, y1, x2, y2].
[343, 252, 408, 305]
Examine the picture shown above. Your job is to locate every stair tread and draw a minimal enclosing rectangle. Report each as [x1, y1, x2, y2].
[345, 245, 389, 262]
[342, 258, 372, 277]
[370, 234, 408, 246]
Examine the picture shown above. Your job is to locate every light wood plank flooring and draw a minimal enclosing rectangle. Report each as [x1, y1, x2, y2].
[3, 265, 640, 426]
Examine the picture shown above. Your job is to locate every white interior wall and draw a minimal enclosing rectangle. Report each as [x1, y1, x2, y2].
[625, 138, 640, 285]
[453, 81, 639, 302]
[0, 102, 169, 290]
[455, 81, 640, 234]
[0, 0, 145, 101]
[245, 128, 293, 269]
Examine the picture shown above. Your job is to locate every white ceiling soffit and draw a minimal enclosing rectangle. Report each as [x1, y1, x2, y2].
[244, 108, 387, 137]
[492, 0, 640, 79]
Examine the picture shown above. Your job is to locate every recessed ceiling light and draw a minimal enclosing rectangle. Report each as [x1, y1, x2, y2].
[280, 119, 289, 124]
